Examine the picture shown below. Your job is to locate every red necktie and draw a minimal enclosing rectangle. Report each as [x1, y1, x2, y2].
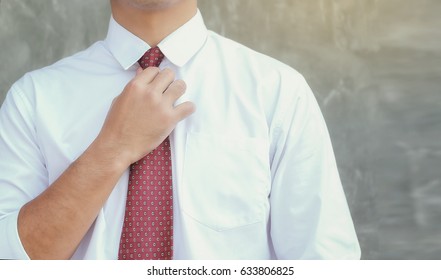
[118, 47, 173, 260]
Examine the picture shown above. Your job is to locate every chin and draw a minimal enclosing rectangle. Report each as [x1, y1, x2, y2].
[123, 0, 182, 10]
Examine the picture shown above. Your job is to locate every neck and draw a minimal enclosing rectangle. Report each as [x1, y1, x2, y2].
[110, 0, 197, 47]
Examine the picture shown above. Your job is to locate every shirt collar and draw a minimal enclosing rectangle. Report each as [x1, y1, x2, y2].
[105, 10, 208, 70]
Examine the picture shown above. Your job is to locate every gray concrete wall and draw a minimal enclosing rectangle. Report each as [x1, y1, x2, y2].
[1, 0, 440, 259]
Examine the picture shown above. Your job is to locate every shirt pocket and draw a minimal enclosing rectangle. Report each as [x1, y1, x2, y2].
[180, 131, 270, 231]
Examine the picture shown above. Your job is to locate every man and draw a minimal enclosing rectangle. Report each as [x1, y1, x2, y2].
[0, 0, 361, 259]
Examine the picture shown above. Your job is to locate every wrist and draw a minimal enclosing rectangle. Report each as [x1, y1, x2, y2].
[82, 137, 132, 175]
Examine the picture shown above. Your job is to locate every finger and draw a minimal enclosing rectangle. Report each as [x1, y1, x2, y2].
[173, 101, 196, 121]
[135, 66, 143, 75]
[148, 68, 175, 93]
[163, 79, 186, 103]
[134, 67, 161, 84]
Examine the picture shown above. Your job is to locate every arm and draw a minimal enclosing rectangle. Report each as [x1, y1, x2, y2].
[269, 75, 361, 259]
[0, 67, 195, 259]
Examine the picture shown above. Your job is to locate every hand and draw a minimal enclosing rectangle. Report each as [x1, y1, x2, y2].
[94, 67, 195, 167]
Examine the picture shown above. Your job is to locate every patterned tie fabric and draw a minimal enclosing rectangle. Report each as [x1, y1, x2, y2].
[118, 47, 173, 260]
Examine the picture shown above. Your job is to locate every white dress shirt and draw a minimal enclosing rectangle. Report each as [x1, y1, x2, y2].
[0, 10, 361, 259]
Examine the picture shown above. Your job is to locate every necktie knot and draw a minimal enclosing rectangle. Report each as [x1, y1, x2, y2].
[138, 46, 164, 69]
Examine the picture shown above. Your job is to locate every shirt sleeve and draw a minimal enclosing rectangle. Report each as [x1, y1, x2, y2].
[269, 74, 361, 259]
[0, 82, 48, 260]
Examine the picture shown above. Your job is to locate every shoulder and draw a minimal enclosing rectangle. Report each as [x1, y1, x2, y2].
[204, 31, 313, 128]
[10, 40, 111, 99]
[206, 31, 304, 84]
[28, 40, 110, 80]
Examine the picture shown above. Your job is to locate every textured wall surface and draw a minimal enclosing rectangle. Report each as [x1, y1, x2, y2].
[1, 0, 440, 259]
